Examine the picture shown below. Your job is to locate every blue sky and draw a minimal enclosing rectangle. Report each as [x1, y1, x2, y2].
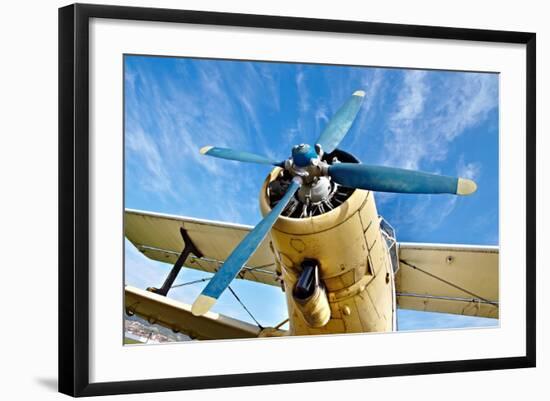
[124, 55, 499, 333]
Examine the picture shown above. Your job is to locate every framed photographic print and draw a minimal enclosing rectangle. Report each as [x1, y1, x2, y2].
[58, 3, 536, 397]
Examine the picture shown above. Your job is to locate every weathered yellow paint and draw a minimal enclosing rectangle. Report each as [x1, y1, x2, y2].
[456, 177, 477, 195]
[192, 295, 217, 317]
[293, 285, 331, 327]
[125, 286, 264, 340]
[124, 210, 279, 287]
[199, 145, 214, 155]
[260, 169, 395, 335]
[124, 203, 499, 340]
[396, 243, 499, 318]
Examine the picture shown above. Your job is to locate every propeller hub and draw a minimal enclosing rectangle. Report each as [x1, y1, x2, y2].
[292, 144, 318, 167]
[268, 149, 358, 219]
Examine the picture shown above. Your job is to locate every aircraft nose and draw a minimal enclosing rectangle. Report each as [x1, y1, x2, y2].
[292, 144, 316, 167]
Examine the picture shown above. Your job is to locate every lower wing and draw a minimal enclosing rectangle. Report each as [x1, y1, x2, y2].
[124, 209, 287, 340]
[125, 286, 286, 340]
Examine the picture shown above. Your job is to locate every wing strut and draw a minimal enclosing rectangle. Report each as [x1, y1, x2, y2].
[147, 227, 203, 296]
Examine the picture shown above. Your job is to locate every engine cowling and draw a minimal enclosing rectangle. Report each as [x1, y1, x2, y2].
[259, 150, 396, 335]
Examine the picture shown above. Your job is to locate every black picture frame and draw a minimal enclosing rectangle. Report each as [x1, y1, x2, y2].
[58, 3, 536, 397]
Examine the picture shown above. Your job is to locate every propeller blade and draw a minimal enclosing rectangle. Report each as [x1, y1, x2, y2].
[328, 163, 477, 195]
[199, 146, 282, 166]
[191, 178, 302, 316]
[314, 90, 365, 154]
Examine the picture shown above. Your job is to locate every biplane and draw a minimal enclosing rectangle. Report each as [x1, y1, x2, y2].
[124, 90, 499, 341]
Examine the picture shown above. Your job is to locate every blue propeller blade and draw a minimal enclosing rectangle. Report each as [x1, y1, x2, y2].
[191, 179, 302, 316]
[200, 146, 282, 166]
[328, 163, 477, 195]
[314, 90, 365, 154]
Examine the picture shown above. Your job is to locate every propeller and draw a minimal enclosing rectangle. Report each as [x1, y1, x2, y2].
[327, 163, 477, 195]
[199, 146, 283, 166]
[192, 90, 477, 315]
[315, 90, 366, 154]
[191, 178, 302, 316]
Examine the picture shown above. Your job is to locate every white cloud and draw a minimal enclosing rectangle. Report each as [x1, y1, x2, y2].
[125, 239, 170, 289]
[125, 127, 174, 196]
[383, 71, 497, 171]
[427, 196, 458, 230]
[457, 154, 482, 181]
[342, 68, 386, 153]
[125, 58, 283, 224]
[285, 68, 312, 145]
[391, 70, 428, 123]
[314, 104, 329, 133]
[361, 68, 385, 115]
[377, 71, 495, 232]
[295, 69, 309, 113]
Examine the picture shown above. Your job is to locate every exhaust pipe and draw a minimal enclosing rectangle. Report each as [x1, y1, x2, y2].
[292, 260, 331, 328]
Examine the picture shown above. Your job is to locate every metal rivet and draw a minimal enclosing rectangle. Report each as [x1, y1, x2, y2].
[343, 305, 351, 316]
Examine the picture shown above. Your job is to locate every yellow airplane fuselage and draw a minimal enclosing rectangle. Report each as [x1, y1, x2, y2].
[260, 169, 396, 335]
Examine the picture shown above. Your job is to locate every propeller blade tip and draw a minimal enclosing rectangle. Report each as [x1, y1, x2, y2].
[456, 178, 477, 195]
[191, 294, 217, 316]
[353, 90, 366, 97]
[199, 146, 213, 155]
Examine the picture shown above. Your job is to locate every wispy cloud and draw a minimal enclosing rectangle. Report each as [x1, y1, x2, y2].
[345, 68, 386, 152]
[124, 58, 284, 224]
[392, 71, 428, 125]
[295, 68, 309, 113]
[125, 239, 170, 289]
[457, 154, 482, 181]
[383, 70, 497, 170]
[374, 70, 496, 233]
[285, 67, 312, 144]
[379, 154, 485, 234]
[125, 127, 175, 196]
[361, 68, 385, 115]
[314, 104, 329, 130]
[384, 71, 430, 170]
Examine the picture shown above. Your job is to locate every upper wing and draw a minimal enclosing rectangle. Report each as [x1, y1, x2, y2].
[125, 209, 279, 287]
[395, 243, 499, 319]
[126, 286, 285, 340]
